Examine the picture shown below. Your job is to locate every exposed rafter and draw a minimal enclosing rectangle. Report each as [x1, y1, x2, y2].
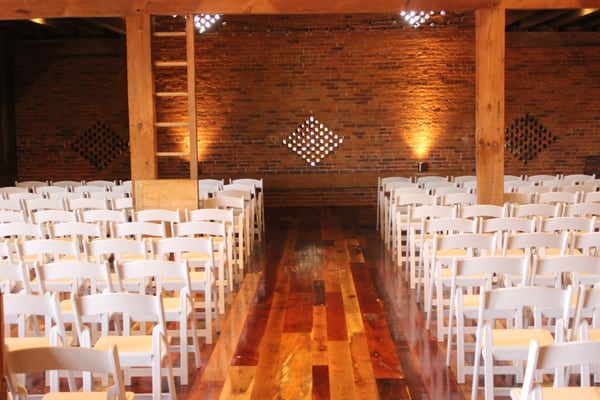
[2, 0, 600, 20]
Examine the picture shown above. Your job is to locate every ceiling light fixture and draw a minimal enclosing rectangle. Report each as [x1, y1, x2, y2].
[400, 10, 446, 28]
[194, 14, 221, 34]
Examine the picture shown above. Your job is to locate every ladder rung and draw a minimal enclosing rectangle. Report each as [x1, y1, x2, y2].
[154, 61, 187, 67]
[156, 92, 188, 97]
[153, 31, 186, 37]
[155, 122, 189, 128]
[156, 152, 190, 157]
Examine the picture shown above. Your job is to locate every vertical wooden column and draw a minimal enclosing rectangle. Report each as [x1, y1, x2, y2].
[186, 14, 198, 181]
[126, 12, 157, 181]
[475, 7, 505, 206]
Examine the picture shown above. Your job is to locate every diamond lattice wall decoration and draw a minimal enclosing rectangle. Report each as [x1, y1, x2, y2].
[282, 115, 343, 167]
[505, 113, 557, 164]
[70, 121, 129, 170]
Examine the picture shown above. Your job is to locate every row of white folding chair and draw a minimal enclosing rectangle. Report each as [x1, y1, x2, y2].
[377, 176, 449, 236]
[0, 196, 130, 223]
[81, 234, 222, 323]
[376, 176, 414, 233]
[402, 204, 458, 289]
[125, 206, 248, 279]
[2, 216, 233, 315]
[31, 255, 204, 389]
[3, 287, 174, 399]
[14, 179, 130, 192]
[398, 203, 595, 270]
[398, 204, 508, 284]
[519, 173, 595, 185]
[447, 254, 600, 385]
[198, 177, 264, 241]
[217, 184, 258, 247]
[202, 196, 251, 271]
[390, 192, 481, 259]
[479, 282, 600, 399]
[231, 177, 265, 241]
[426, 230, 572, 342]
[504, 189, 600, 205]
[378, 172, 591, 229]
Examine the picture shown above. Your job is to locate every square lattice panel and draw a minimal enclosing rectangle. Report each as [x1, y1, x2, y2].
[70, 121, 129, 170]
[282, 115, 343, 167]
[505, 114, 557, 164]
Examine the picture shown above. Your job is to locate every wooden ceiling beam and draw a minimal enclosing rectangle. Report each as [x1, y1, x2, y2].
[507, 31, 600, 47]
[2, 0, 600, 21]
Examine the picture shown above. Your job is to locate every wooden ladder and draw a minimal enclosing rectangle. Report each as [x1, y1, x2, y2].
[152, 15, 198, 180]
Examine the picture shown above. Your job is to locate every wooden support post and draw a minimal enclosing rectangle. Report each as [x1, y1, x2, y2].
[186, 14, 198, 181]
[475, 6, 505, 206]
[126, 12, 157, 181]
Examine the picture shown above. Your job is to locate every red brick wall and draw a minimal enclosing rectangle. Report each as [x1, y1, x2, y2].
[10, 14, 600, 206]
[11, 39, 130, 183]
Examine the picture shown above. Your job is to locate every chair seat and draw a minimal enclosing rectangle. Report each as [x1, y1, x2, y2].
[43, 391, 136, 400]
[489, 329, 554, 355]
[511, 386, 600, 400]
[94, 335, 169, 363]
[162, 296, 184, 313]
[4, 336, 73, 350]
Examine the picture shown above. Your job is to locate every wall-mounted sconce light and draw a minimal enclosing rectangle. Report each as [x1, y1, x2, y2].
[418, 161, 428, 173]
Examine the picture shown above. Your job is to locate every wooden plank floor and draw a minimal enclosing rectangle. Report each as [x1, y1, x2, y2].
[177, 206, 470, 399]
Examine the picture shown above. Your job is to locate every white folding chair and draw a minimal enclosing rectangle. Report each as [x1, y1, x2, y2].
[5, 345, 135, 400]
[510, 339, 600, 400]
[572, 231, 600, 256]
[0, 209, 27, 223]
[79, 209, 128, 238]
[480, 216, 537, 252]
[532, 254, 600, 290]
[15, 180, 48, 191]
[85, 237, 150, 291]
[134, 208, 182, 237]
[3, 292, 71, 367]
[0, 255, 31, 294]
[35, 259, 114, 343]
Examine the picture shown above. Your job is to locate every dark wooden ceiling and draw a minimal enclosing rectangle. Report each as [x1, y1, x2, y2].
[0, 9, 599, 40]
